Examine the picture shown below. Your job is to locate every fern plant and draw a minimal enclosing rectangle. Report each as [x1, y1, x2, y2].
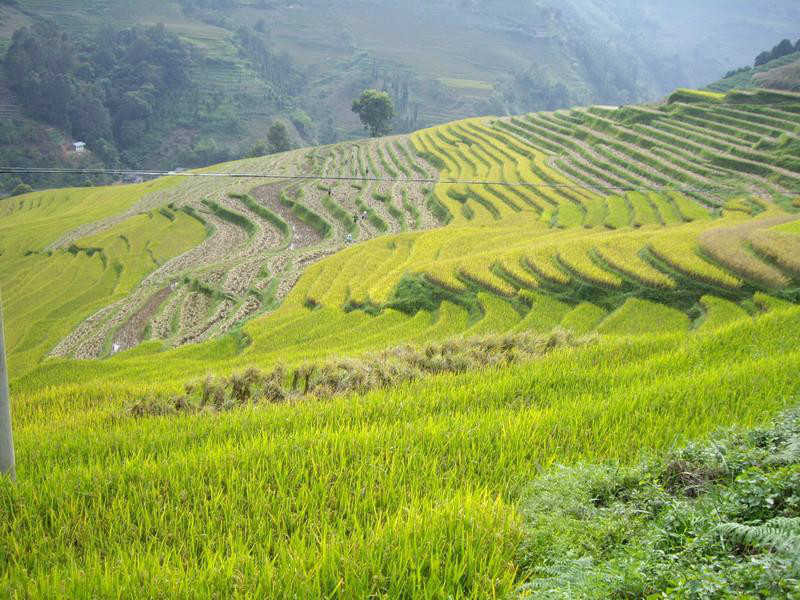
[767, 435, 800, 466]
[717, 517, 800, 573]
[518, 556, 596, 597]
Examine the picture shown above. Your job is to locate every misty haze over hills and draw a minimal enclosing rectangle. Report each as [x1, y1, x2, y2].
[0, 0, 797, 193]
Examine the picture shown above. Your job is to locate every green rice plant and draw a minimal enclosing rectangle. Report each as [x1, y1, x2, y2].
[748, 226, 800, 279]
[554, 203, 584, 228]
[579, 196, 607, 228]
[321, 193, 358, 234]
[512, 292, 572, 333]
[231, 193, 290, 239]
[201, 199, 257, 237]
[280, 192, 333, 238]
[597, 298, 690, 335]
[395, 141, 428, 176]
[375, 145, 398, 178]
[594, 238, 676, 289]
[667, 109, 762, 144]
[669, 192, 711, 222]
[0, 186, 206, 372]
[459, 258, 518, 298]
[401, 190, 421, 229]
[648, 230, 742, 289]
[4, 308, 799, 597]
[685, 104, 784, 137]
[697, 295, 750, 330]
[557, 243, 623, 289]
[6, 84, 800, 389]
[523, 249, 570, 285]
[647, 192, 683, 225]
[604, 195, 632, 229]
[383, 142, 410, 177]
[467, 293, 522, 335]
[351, 187, 387, 230]
[559, 302, 607, 335]
[423, 262, 469, 294]
[498, 256, 540, 290]
[753, 291, 797, 312]
[627, 192, 661, 228]
[699, 223, 790, 289]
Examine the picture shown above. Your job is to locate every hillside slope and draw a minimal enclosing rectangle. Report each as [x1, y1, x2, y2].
[1, 87, 800, 597]
[2, 0, 798, 180]
[711, 52, 800, 93]
[2, 87, 800, 385]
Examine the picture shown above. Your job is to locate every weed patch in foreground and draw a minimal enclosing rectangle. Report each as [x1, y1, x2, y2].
[517, 406, 800, 598]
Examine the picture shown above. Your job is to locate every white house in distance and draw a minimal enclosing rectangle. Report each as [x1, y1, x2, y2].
[70, 141, 86, 153]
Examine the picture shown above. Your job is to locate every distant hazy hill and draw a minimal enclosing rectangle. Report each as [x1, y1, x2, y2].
[0, 0, 798, 195]
[711, 53, 800, 94]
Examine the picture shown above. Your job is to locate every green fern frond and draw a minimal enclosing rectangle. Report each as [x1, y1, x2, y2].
[717, 517, 800, 555]
[766, 435, 800, 465]
[522, 556, 595, 592]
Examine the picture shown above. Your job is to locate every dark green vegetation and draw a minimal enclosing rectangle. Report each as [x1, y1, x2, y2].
[352, 89, 394, 137]
[517, 407, 800, 598]
[712, 38, 800, 93]
[755, 39, 800, 68]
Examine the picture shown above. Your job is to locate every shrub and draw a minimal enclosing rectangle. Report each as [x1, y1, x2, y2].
[516, 406, 800, 597]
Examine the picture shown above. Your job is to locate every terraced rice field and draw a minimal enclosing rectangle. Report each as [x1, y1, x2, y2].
[2, 86, 800, 598]
[1, 87, 799, 385]
[1, 136, 437, 374]
[3, 293, 800, 597]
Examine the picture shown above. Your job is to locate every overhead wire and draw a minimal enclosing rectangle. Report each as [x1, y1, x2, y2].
[0, 165, 736, 196]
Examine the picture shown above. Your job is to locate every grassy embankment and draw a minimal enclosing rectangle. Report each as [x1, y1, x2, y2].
[1, 304, 798, 596]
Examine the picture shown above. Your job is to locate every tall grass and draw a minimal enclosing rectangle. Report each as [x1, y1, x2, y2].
[1, 307, 798, 597]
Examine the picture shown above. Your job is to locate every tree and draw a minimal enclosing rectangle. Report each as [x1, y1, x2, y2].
[755, 50, 773, 67]
[10, 183, 33, 197]
[246, 140, 269, 158]
[772, 39, 795, 61]
[796, 39, 800, 52]
[352, 89, 394, 137]
[267, 121, 292, 153]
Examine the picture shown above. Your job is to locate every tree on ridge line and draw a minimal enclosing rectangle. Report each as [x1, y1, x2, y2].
[352, 89, 394, 137]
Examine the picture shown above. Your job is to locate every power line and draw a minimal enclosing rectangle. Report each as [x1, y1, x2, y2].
[0, 165, 734, 195]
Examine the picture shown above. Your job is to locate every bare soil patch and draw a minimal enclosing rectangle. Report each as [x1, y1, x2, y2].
[250, 182, 322, 248]
[112, 285, 173, 352]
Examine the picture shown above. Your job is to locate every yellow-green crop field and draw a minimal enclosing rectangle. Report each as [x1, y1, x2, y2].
[1, 87, 799, 596]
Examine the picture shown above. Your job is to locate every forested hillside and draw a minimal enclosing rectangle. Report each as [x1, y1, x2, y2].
[711, 38, 800, 93]
[1, 0, 798, 196]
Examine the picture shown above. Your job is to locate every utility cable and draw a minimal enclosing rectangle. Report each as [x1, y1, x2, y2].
[0, 165, 738, 195]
